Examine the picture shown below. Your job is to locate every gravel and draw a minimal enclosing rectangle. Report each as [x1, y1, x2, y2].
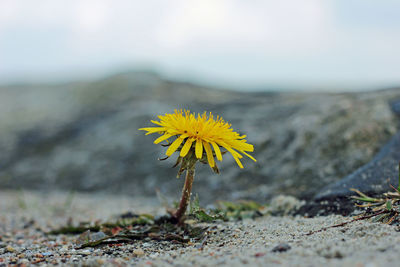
[1, 190, 400, 266]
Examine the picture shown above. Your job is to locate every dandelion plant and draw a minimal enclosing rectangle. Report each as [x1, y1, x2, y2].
[139, 109, 256, 223]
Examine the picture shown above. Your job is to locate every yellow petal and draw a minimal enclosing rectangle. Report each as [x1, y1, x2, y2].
[166, 137, 186, 156]
[150, 120, 164, 126]
[154, 134, 173, 144]
[139, 127, 166, 135]
[210, 141, 222, 161]
[195, 139, 203, 159]
[180, 138, 194, 157]
[232, 155, 244, 168]
[219, 141, 243, 159]
[218, 141, 245, 168]
[242, 151, 257, 162]
[240, 143, 254, 152]
[203, 141, 215, 168]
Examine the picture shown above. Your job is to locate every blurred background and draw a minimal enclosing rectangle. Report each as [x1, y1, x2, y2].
[2, 0, 400, 90]
[1, 0, 400, 204]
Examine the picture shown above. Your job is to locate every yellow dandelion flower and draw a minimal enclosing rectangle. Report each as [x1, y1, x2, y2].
[139, 109, 257, 223]
[139, 109, 256, 169]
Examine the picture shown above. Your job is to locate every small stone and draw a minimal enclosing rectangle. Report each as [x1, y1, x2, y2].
[60, 245, 69, 252]
[79, 250, 91, 256]
[32, 258, 45, 264]
[15, 234, 24, 240]
[20, 259, 29, 264]
[271, 243, 291, 253]
[133, 249, 145, 257]
[6, 246, 16, 253]
[9, 257, 19, 263]
[149, 252, 159, 259]
[241, 259, 249, 264]
[17, 253, 26, 258]
[41, 252, 53, 256]
[90, 232, 107, 241]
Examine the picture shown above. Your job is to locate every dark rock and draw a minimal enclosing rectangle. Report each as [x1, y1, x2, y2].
[297, 97, 400, 216]
[271, 243, 291, 253]
[119, 212, 139, 219]
[299, 131, 400, 216]
[390, 99, 400, 117]
[317, 132, 400, 200]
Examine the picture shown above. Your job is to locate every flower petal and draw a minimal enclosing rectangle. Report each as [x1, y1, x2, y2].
[180, 138, 194, 157]
[218, 141, 244, 168]
[203, 141, 215, 168]
[218, 141, 243, 159]
[195, 139, 203, 159]
[150, 120, 164, 126]
[210, 141, 222, 161]
[232, 155, 244, 168]
[139, 127, 166, 135]
[154, 133, 173, 144]
[166, 137, 186, 156]
[242, 151, 257, 162]
[229, 140, 254, 152]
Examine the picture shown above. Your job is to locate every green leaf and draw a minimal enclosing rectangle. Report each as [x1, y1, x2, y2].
[194, 210, 215, 222]
[386, 200, 392, 211]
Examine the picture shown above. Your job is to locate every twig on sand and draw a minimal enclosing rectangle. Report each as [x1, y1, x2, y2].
[305, 210, 387, 236]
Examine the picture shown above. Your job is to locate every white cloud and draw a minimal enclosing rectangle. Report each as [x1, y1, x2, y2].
[155, 0, 331, 55]
[74, 0, 110, 33]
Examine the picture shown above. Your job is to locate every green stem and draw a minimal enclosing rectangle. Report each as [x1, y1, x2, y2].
[174, 166, 195, 223]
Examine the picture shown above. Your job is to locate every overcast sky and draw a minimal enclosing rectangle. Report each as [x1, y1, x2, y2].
[1, 0, 400, 90]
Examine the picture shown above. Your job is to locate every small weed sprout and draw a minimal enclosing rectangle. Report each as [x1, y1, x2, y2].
[307, 162, 400, 236]
[140, 109, 256, 223]
[350, 161, 400, 224]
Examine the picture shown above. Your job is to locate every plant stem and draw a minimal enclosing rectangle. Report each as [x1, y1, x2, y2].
[174, 166, 195, 223]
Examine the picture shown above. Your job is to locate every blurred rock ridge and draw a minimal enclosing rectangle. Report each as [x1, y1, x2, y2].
[0, 71, 399, 205]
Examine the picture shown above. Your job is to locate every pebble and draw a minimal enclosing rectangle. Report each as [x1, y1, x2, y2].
[271, 243, 291, 253]
[79, 250, 92, 256]
[142, 242, 152, 248]
[133, 249, 145, 256]
[20, 259, 29, 264]
[41, 252, 53, 256]
[6, 246, 15, 253]
[60, 245, 69, 252]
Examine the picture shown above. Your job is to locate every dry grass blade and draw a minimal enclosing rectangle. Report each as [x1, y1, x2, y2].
[350, 188, 382, 203]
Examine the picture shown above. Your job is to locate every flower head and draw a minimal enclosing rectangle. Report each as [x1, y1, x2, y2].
[139, 109, 256, 171]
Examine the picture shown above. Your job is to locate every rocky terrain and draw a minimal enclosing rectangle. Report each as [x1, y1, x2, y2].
[1, 72, 400, 207]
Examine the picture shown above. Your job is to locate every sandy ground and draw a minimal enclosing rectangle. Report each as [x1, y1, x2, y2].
[1, 190, 400, 267]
